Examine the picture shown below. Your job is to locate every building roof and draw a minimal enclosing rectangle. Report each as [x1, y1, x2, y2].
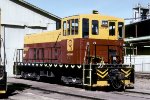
[133, 6, 149, 11]
[10, 0, 61, 21]
[125, 36, 150, 42]
[126, 18, 150, 26]
[125, 36, 150, 46]
[125, 17, 150, 38]
[125, 19, 150, 46]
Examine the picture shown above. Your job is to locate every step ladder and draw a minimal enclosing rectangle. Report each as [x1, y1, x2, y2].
[83, 42, 92, 87]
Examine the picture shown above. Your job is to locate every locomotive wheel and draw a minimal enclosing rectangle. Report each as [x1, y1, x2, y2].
[108, 69, 125, 90]
[21, 71, 28, 79]
[61, 76, 69, 84]
[21, 71, 24, 78]
[110, 80, 125, 91]
[36, 75, 41, 81]
[24, 73, 28, 79]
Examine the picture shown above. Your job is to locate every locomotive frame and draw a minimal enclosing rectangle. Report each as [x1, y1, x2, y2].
[13, 13, 134, 90]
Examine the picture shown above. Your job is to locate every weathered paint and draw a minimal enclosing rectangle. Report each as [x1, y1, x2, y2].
[24, 30, 61, 44]
[23, 13, 125, 65]
[24, 38, 124, 65]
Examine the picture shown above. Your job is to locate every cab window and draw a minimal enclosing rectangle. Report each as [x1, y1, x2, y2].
[101, 20, 108, 27]
[82, 18, 89, 38]
[71, 19, 75, 35]
[75, 19, 78, 35]
[67, 20, 70, 35]
[109, 22, 115, 36]
[118, 22, 124, 38]
[71, 19, 79, 35]
[63, 21, 66, 36]
[92, 20, 99, 35]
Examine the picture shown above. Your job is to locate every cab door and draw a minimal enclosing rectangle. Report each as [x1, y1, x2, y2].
[82, 18, 89, 38]
[108, 21, 117, 40]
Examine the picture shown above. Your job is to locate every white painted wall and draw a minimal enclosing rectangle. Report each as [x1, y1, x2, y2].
[124, 55, 150, 72]
[0, 0, 58, 76]
[0, 0, 56, 30]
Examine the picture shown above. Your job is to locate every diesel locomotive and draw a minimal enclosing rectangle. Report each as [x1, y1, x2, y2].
[13, 12, 134, 90]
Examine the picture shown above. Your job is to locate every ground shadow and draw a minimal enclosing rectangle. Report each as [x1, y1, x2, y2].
[34, 77, 121, 92]
[0, 83, 31, 99]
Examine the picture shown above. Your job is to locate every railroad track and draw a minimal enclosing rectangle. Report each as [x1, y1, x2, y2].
[126, 89, 150, 95]
[112, 90, 150, 100]
[21, 85, 150, 100]
[27, 86, 104, 100]
[8, 78, 150, 100]
[135, 72, 150, 79]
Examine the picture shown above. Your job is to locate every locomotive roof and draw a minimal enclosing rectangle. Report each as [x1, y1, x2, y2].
[62, 14, 124, 22]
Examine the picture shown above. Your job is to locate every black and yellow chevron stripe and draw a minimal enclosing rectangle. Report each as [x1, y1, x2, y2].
[121, 69, 131, 78]
[97, 69, 108, 79]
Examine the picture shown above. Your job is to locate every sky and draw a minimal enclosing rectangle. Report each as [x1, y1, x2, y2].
[25, 0, 150, 20]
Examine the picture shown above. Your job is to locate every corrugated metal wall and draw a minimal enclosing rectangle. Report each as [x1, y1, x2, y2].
[0, 0, 58, 76]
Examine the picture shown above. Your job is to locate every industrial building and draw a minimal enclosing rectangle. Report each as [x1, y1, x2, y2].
[125, 3, 150, 72]
[0, 0, 61, 76]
